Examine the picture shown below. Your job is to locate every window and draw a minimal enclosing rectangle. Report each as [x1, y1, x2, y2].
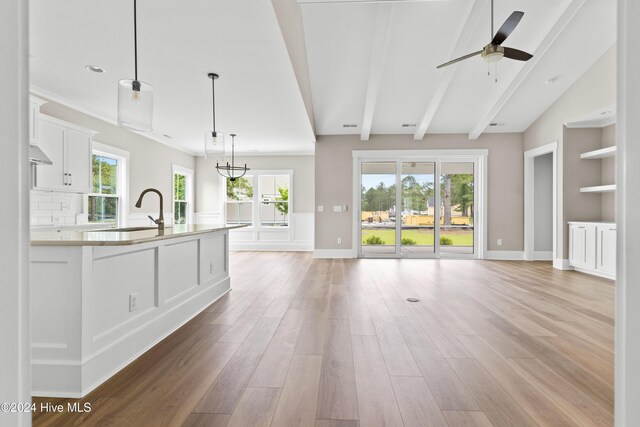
[226, 176, 254, 225]
[259, 175, 289, 227]
[86, 143, 128, 227]
[88, 154, 120, 224]
[172, 165, 193, 225]
[224, 171, 292, 228]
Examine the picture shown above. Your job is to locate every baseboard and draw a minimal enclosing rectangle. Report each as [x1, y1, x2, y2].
[573, 266, 615, 280]
[313, 249, 356, 259]
[484, 251, 524, 260]
[533, 251, 553, 261]
[553, 258, 574, 270]
[230, 242, 313, 252]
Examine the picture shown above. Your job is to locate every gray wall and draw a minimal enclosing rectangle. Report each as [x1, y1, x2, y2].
[602, 124, 616, 221]
[40, 101, 196, 213]
[195, 155, 315, 214]
[523, 46, 616, 260]
[315, 133, 524, 252]
[524, 46, 616, 152]
[534, 153, 553, 252]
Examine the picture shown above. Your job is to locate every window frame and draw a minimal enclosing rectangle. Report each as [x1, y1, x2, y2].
[223, 169, 293, 229]
[85, 142, 129, 227]
[172, 164, 194, 226]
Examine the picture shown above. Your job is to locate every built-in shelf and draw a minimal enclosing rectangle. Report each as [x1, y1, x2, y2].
[580, 184, 616, 193]
[580, 146, 617, 159]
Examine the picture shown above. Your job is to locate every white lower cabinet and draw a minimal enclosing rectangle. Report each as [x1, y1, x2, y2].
[568, 222, 616, 279]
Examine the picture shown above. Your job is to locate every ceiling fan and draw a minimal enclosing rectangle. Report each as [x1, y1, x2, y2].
[436, 0, 533, 69]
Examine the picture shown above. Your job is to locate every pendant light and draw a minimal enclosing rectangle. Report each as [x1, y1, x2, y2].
[117, 0, 153, 131]
[216, 134, 249, 181]
[204, 73, 225, 159]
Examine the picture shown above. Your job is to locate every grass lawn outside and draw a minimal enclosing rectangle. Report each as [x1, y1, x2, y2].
[362, 228, 474, 246]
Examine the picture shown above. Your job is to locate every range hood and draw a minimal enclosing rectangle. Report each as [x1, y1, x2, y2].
[29, 145, 53, 165]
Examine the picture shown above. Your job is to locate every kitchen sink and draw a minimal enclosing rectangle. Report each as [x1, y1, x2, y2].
[87, 226, 158, 232]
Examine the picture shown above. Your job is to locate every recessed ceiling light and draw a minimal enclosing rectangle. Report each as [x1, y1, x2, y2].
[545, 77, 558, 86]
[343, 124, 357, 128]
[601, 110, 613, 115]
[162, 134, 172, 139]
[489, 122, 505, 127]
[85, 65, 105, 73]
[402, 124, 417, 128]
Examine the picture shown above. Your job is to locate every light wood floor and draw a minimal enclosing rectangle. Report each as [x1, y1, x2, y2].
[33, 252, 615, 426]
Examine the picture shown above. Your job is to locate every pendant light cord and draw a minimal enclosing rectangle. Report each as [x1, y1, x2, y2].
[134, 0, 138, 81]
[212, 77, 216, 133]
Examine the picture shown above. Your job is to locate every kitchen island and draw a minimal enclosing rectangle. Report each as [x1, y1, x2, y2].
[30, 224, 245, 397]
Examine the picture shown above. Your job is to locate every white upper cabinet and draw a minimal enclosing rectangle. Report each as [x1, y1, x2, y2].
[33, 115, 95, 194]
[29, 96, 47, 144]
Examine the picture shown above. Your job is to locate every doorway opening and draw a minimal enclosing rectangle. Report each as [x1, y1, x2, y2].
[524, 142, 558, 261]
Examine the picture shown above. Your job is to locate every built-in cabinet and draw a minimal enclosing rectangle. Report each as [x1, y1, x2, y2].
[569, 221, 616, 279]
[32, 114, 95, 193]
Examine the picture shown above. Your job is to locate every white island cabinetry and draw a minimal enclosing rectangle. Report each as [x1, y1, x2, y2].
[30, 224, 243, 397]
[568, 221, 616, 279]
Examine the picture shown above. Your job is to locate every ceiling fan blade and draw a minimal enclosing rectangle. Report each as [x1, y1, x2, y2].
[436, 50, 482, 69]
[503, 47, 533, 61]
[491, 11, 524, 45]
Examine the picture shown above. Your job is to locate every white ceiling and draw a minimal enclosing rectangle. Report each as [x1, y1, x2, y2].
[300, 0, 616, 139]
[29, 0, 616, 155]
[29, 0, 316, 155]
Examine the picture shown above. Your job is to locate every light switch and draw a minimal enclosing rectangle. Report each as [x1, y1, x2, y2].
[333, 205, 342, 213]
[317, 205, 324, 213]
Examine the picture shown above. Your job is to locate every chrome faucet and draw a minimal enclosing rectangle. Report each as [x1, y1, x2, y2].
[135, 188, 165, 231]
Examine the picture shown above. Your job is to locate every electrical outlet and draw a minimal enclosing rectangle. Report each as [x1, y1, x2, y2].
[333, 205, 342, 213]
[129, 292, 138, 312]
[497, 239, 503, 246]
[317, 205, 324, 213]
[337, 237, 342, 245]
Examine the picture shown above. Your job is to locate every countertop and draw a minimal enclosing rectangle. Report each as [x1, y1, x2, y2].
[31, 224, 247, 246]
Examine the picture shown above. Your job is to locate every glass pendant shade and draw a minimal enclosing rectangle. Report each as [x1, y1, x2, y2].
[117, 79, 154, 131]
[204, 131, 225, 160]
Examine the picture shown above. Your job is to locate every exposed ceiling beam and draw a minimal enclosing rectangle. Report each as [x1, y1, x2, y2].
[468, 0, 586, 140]
[360, 3, 394, 141]
[413, 0, 488, 141]
[271, 0, 317, 140]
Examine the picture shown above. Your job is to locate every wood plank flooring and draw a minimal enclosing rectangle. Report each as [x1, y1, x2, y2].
[33, 253, 615, 426]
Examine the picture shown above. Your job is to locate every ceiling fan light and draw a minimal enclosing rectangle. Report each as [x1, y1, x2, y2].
[482, 51, 504, 64]
[117, 79, 154, 131]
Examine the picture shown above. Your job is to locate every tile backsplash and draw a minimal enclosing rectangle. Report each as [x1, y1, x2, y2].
[30, 190, 85, 227]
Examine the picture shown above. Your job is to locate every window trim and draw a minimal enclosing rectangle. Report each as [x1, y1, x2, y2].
[223, 169, 293, 229]
[85, 142, 129, 227]
[172, 164, 194, 225]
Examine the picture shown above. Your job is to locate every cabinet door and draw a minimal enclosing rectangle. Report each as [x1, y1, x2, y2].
[65, 129, 92, 193]
[35, 120, 66, 191]
[584, 225, 597, 269]
[597, 226, 616, 276]
[569, 225, 586, 267]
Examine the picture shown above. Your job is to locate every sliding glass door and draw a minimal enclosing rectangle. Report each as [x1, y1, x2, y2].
[361, 162, 396, 255]
[401, 162, 436, 255]
[357, 154, 481, 258]
[440, 162, 475, 255]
